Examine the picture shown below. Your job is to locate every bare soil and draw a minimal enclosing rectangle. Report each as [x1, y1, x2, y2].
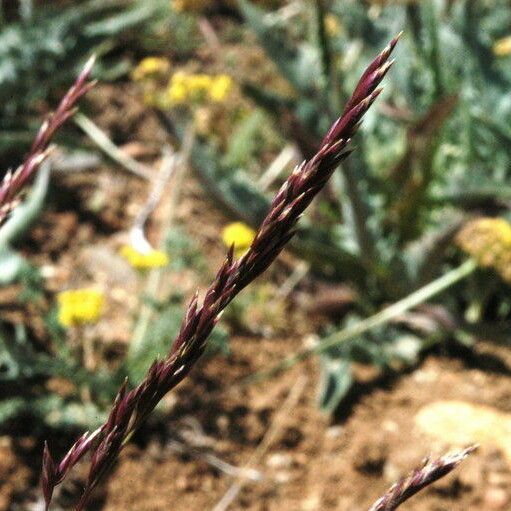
[1, 84, 510, 511]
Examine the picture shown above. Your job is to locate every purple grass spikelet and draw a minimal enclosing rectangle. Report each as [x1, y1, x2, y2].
[0, 56, 96, 225]
[41, 37, 400, 509]
[368, 446, 477, 511]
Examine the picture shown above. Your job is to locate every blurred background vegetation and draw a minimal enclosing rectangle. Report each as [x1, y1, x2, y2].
[1, 0, 511, 458]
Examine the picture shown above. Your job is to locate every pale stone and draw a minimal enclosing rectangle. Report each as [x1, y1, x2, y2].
[484, 487, 509, 509]
[415, 400, 511, 462]
[266, 452, 293, 469]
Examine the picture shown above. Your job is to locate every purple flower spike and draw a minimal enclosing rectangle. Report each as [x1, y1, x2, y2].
[41, 37, 400, 509]
[368, 446, 477, 511]
[0, 56, 96, 225]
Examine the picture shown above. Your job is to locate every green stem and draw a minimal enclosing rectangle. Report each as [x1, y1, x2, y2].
[246, 259, 477, 382]
[430, 187, 511, 206]
[311, 0, 332, 105]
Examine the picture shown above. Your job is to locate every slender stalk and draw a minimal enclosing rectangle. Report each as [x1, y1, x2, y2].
[431, 187, 511, 206]
[248, 258, 477, 381]
[128, 151, 179, 360]
[126, 150, 182, 364]
[129, 125, 196, 360]
[74, 112, 153, 180]
[258, 144, 296, 191]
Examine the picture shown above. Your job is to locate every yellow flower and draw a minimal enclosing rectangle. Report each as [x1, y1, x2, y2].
[221, 222, 256, 257]
[190, 74, 213, 91]
[456, 217, 511, 283]
[120, 245, 170, 270]
[166, 72, 232, 106]
[209, 75, 233, 102]
[132, 57, 171, 82]
[167, 71, 189, 104]
[167, 81, 187, 104]
[57, 289, 104, 328]
[493, 36, 511, 57]
[187, 74, 213, 102]
[172, 0, 210, 13]
[324, 14, 341, 37]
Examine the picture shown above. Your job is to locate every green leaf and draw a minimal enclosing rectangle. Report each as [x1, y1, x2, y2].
[125, 299, 184, 382]
[0, 0, 164, 158]
[386, 334, 422, 365]
[84, 2, 160, 37]
[0, 159, 50, 248]
[317, 356, 352, 413]
[223, 110, 266, 168]
[0, 248, 28, 286]
[310, 0, 333, 105]
[165, 227, 207, 274]
[0, 394, 105, 430]
[238, 0, 322, 94]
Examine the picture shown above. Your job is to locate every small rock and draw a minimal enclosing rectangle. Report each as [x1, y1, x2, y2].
[484, 487, 509, 509]
[201, 477, 214, 491]
[266, 452, 293, 469]
[274, 470, 293, 483]
[40, 265, 57, 279]
[325, 425, 344, 439]
[413, 368, 438, 383]
[301, 493, 321, 510]
[487, 472, 510, 487]
[302, 334, 320, 350]
[216, 414, 229, 433]
[175, 475, 189, 491]
[0, 436, 12, 448]
[382, 420, 399, 433]
[415, 400, 511, 463]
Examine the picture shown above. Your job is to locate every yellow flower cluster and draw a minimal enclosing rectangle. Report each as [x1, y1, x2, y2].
[324, 14, 341, 37]
[221, 222, 256, 258]
[132, 57, 171, 82]
[172, 0, 211, 13]
[120, 245, 170, 270]
[456, 217, 511, 283]
[167, 72, 233, 105]
[493, 36, 511, 57]
[57, 289, 104, 328]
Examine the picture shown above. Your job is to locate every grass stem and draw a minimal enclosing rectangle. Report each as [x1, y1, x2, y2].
[247, 258, 477, 382]
[74, 112, 153, 180]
